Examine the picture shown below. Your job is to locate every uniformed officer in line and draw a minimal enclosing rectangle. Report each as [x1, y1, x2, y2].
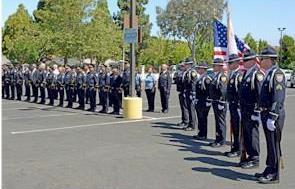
[135, 69, 142, 97]
[31, 64, 39, 103]
[182, 58, 198, 131]
[224, 54, 244, 157]
[208, 58, 228, 147]
[98, 66, 111, 113]
[110, 67, 122, 115]
[75, 66, 86, 110]
[86, 64, 99, 112]
[239, 50, 264, 169]
[46, 66, 56, 106]
[56, 66, 65, 107]
[72, 67, 78, 103]
[64, 65, 75, 108]
[15, 64, 24, 101]
[23, 64, 31, 102]
[121, 62, 130, 97]
[255, 47, 286, 184]
[158, 64, 172, 113]
[84, 64, 90, 104]
[176, 61, 189, 127]
[38, 63, 47, 104]
[3, 65, 11, 99]
[193, 62, 212, 140]
[1, 65, 6, 98]
[8, 64, 16, 100]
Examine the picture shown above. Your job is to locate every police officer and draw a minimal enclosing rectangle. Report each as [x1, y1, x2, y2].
[122, 62, 130, 97]
[38, 63, 47, 104]
[135, 70, 142, 97]
[158, 64, 172, 113]
[255, 46, 286, 184]
[75, 66, 86, 110]
[46, 66, 56, 106]
[15, 65, 24, 101]
[110, 68, 122, 115]
[31, 64, 39, 103]
[84, 64, 90, 104]
[98, 66, 111, 113]
[23, 64, 31, 102]
[224, 54, 244, 157]
[239, 50, 264, 169]
[209, 58, 227, 147]
[176, 61, 189, 127]
[193, 62, 212, 140]
[64, 66, 76, 108]
[182, 58, 198, 131]
[4, 65, 11, 99]
[9, 64, 16, 100]
[86, 64, 99, 112]
[1, 65, 6, 98]
[56, 66, 65, 107]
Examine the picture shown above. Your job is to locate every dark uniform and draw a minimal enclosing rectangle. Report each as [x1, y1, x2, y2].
[209, 58, 228, 147]
[76, 71, 86, 110]
[176, 63, 189, 127]
[225, 54, 244, 157]
[56, 72, 65, 107]
[158, 69, 172, 113]
[15, 67, 24, 101]
[4, 67, 11, 99]
[86, 69, 99, 111]
[9, 66, 16, 100]
[257, 47, 286, 184]
[98, 71, 110, 113]
[135, 73, 142, 97]
[64, 69, 75, 108]
[46, 71, 56, 105]
[31, 67, 39, 103]
[122, 68, 130, 97]
[23, 67, 31, 101]
[38, 69, 47, 104]
[110, 73, 122, 114]
[193, 63, 212, 139]
[239, 50, 264, 169]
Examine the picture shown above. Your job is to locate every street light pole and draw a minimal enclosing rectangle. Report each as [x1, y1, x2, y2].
[129, 0, 136, 97]
[278, 27, 286, 62]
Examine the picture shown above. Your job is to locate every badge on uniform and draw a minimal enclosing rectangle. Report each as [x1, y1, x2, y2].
[221, 76, 227, 83]
[238, 75, 243, 82]
[256, 73, 264, 82]
[246, 77, 251, 82]
[192, 72, 197, 78]
[275, 74, 284, 83]
[230, 79, 234, 84]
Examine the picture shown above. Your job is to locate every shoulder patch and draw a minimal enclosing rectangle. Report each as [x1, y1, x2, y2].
[192, 71, 197, 78]
[256, 73, 264, 82]
[238, 75, 243, 82]
[220, 76, 227, 83]
[275, 73, 284, 83]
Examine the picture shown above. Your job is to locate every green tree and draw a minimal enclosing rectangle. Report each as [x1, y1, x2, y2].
[257, 39, 269, 53]
[2, 4, 39, 64]
[281, 35, 295, 69]
[156, 0, 224, 62]
[243, 33, 257, 52]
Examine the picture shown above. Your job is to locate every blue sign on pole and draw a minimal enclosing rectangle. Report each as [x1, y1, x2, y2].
[124, 28, 138, 44]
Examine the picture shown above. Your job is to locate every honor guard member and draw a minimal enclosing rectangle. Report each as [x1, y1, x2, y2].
[3, 65, 11, 99]
[158, 64, 172, 113]
[1, 65, 6, 98]
[72, 67, 78, 103]
[193, 62, 212, 140]
[46, 67, 56, 106]
[255, 47, 286, 184]
[110, 68, 122, 115]
[23, 64, 31, 101]
[182, 58, 197, 130]
[84, 64, 90, 104]
[121, 62, 130, 97]
[64, 66, 75, 108]
[209, 58, 228, 147]
[135, 70, 142, 97]
[75, 66, 86, 110]
[86, 64, 99, 112]
[38, 63, 47, 104]
[56, 66, 65, 107]
[15, 65, 24, 101]
[176, 61, 189, 127]
[8, 64, 16, 100]
[31, 64, 39, 103]
[224, 54, 243, 157]
[239, 50, 264, 169]
[98, 66, 111, 113]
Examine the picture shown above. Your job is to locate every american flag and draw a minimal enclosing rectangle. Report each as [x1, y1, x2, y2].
[213, 20, 250, 60]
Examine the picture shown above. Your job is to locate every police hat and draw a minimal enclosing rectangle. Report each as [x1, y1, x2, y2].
[195, 62, 209, 69]
[183, 57, 194, 65]
[227, 54, 242, 64]
[243, 49, 257, 61]
[213, 58, 225, 65]
[258, 46, 278, 58]
[88, 64, 95, 68]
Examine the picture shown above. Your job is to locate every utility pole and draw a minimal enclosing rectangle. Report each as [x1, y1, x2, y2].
[129, 0, 136, 97]
[278, 27, 286, 62]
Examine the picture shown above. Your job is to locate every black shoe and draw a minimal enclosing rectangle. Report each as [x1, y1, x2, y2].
[110, 111, 119, 115]
[65, 105, 73, 108]
[224, 150, 241, 158]
[99, 110, 107, 113]
[258, 174, 279, 184]
[38, 101, 45, 104]
[58, 104, 63, 107]
[163, 110, 168, 113]
[209, 142, 225, 148]
[255, 173, 265, 178]
[241, 161, 259, 169]
[25, 99, 30, 102]
[193, 135, 207, 140]
[74, 106, 82, 110]
[10, 97, 15, 100]
[184, 127, 194, 131]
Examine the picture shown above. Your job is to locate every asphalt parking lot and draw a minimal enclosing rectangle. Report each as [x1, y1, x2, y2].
[2, 86, 295, 189]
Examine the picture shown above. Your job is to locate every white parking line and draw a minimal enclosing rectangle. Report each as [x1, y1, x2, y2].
[3, 113, 79, 121]
[10, 115, 180, 135]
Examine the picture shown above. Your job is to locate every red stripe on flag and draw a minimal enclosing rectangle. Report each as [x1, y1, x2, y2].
[214, 51, 227, 55]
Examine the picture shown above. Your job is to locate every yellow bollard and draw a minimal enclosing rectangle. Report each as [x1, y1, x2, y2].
[123, 97, 142, 119]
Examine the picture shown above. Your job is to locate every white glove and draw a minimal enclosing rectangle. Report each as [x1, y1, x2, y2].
[218, 104, 224, 110]
[267, 119, 276, 131]
[193, 99, 198, 105]
[237, 108, 241, 118]
[206, 102, 211, 107]
[251, 115, 260, 122]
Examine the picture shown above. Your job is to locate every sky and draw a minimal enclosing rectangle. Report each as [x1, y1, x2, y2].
[1, 0, 295, 46]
